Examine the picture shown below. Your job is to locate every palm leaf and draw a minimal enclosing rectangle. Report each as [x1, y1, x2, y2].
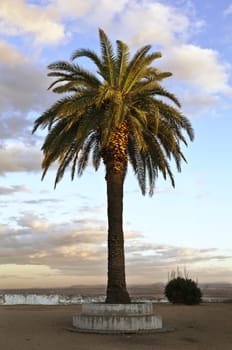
[98, 28, 116, 86]
[115, 40, 130, 88]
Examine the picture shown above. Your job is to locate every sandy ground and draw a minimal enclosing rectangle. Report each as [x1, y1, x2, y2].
[0, 303, 232, 350]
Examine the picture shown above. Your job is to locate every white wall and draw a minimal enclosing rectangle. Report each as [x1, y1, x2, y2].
[0, 294, 105, 305]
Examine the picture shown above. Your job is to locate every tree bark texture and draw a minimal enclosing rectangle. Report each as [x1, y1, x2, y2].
[105, 164, 131, 303]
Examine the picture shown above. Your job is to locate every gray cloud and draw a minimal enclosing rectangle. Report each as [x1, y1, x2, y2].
[0, 58, 56, 146]
[1, 113, 31, 142]
[0, 214, 108, 283]
[0, 212, 231, 285]
[0, 213, 107, 261]
[0, 62, 52, 114]
[195, 191, 209, 199]
[0, 185, 30, 195]
[0, 143, 42, 174]
[23, 198, 63, 205]
[0, 39, 28, 65]
[125, 242, 227, 265]
[126, 251, 232, 285]
[78, 205, 105, 215]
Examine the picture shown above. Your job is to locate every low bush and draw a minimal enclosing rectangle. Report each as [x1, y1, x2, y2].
[165, 276, 202, 305]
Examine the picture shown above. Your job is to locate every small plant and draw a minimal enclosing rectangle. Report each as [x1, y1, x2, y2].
[165, 269, 202, 305]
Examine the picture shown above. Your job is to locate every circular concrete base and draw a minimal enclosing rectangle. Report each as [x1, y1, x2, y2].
[72, 303, 162, 334]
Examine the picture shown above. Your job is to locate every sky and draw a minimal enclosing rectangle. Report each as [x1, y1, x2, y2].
[0, 0, 232, 289]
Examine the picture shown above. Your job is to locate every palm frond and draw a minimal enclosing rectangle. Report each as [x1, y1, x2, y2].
[48, 61, 78, 73]
[54, 142, 78, 186]
[77, 132, 98, 176]
[127, 140, 146, 195]
[98, 28, 116, 86]
[115, 40, 130, 88]
[71, 48, 103, 70]
[32, 96, 76, 132]
[122, 45, 153, 94]
[92, 135, 102, 170]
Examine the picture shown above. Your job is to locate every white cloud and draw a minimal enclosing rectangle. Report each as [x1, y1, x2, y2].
[0, 0, 65, 45]
[48, 0, 95, 19]
[162, 44, 232, 95]
[178, 90, 220, 115]
[112, 1, 190, 47]
[0, 0, 127, 47]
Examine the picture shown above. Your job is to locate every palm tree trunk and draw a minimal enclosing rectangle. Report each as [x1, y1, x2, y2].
[105, 164, 131, 304]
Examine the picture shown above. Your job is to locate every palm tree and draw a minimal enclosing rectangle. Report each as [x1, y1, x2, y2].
[33, 29, 194, 304]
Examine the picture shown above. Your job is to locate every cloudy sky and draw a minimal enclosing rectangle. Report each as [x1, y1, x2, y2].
[0, 0, 232, 289]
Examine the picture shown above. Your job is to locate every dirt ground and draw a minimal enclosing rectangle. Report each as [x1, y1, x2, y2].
[0, 303, 232, 350]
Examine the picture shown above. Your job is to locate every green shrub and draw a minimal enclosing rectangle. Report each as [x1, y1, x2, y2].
[165, 276, 202, 305]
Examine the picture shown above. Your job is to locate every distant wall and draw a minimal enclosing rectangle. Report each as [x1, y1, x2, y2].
[0, 294, 227, 305]
[0, 294, 105, 305]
